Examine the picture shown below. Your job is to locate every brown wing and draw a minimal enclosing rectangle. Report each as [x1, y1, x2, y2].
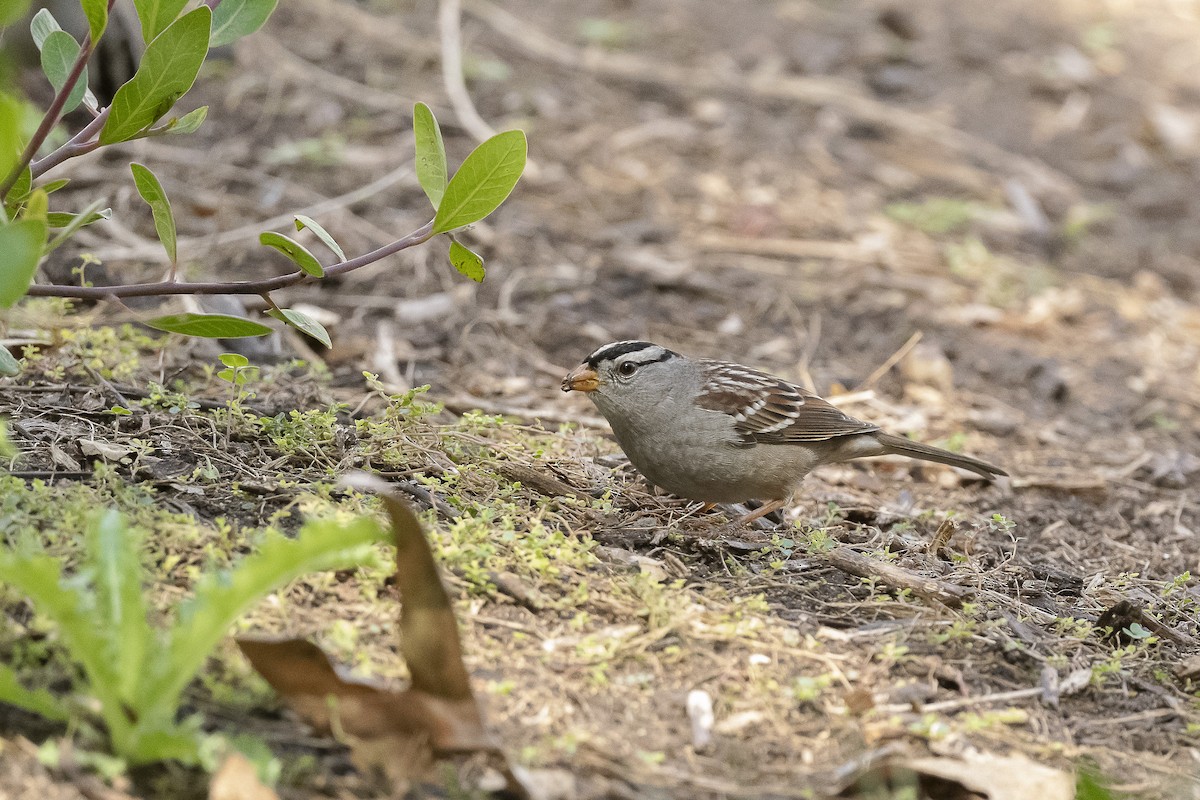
[694, 360, 879, 445]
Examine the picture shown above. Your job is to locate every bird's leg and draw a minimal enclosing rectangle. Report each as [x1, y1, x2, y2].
[699, 502, 717, 513]
[737, 498, 786, 525]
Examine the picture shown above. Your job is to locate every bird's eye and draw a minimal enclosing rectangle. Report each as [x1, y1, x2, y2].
[617, 361, 638, 377]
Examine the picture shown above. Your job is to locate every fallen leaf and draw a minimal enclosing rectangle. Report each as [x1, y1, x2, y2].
[238, 475, 530, 797]
[209, 752, 279, 800]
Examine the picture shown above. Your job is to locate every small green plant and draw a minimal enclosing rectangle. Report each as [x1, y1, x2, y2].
[885, 197, 977, 235]
[0, 5, 526, 366]
[0, 508, 391, 766]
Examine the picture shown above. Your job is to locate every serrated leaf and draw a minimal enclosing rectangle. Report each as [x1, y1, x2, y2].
[145, 313, 273, 338]
[40, 30, 88, 114]
[294, 215, 344, 261]
[159, 106, 207, 135]
[130, 163, 176, 263]
[413, 102, 447, 209]
[45, 199, 109, 253]
[432, 129, 526, 234]
[267, 308, 331, 348]
[0, 344, 20, 376]
[259, 231, 323, 277]
[29, 7, 61, 49]
[0, 219, 47, 308]
[80, 0, 108, 42]
[144, 515, 390, 717]
[100, 7, 211, 145]
[132, 0, 188, 42]
[88, 511, 152, 705]
[448, 239, 485, 282]
[0, 662, 67, 720]
[209, 0, 277, 48]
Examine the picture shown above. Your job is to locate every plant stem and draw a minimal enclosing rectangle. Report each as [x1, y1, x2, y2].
[26, 220, 436, 299]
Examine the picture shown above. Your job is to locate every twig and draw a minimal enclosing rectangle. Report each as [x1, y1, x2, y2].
[438, 0, 497, 143]
[854, 331, 923, 391]
[821, 546, 973, 608]
[26, 219, 434, 299]
[442, 394, 608, 429]
[695, 233, 879, 264]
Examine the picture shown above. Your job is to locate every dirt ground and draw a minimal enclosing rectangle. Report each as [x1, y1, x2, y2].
[3, 0, 1200, 797]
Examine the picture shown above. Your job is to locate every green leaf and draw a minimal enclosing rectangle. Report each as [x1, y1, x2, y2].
[0, 662, 68, 721]
[0, 551, 124, 737]
[46, 208, 109, 228]
[413, 102, 447, 209]
[158, 105, 207, 135]
[145, 313, 273, 338]
[132, 0, 188, 42]
[45, 199, 109, 253]
[40, 178, 70, 195]
[80, 0, 108, 43]
[144, 516, 391, 719]
[0, 94, 23, 200]
[87, 511, 152, 706]
[0, 344, 20, 376]
[6, 166, 32, 207]
[218, 352, 249, 368]
[0, 0, 33, 27]
[21, 188, 47, 222]
[0, 219, 47, 308]
[130, 163, 176, 263]
[293, 215, 344, 261]
[39, 30, 88, 114]
[100, 6, 211, 145]
[432, 129, 526, 234]
[29, 8, 61, 49]
[448, 239, 485, 282]
[267, 308, 331, 348]
[210, 0, 278, 48]
[259, 231, 323, 277]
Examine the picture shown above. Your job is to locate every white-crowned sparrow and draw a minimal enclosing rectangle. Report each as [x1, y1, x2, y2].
[562, 341, 1006, 520]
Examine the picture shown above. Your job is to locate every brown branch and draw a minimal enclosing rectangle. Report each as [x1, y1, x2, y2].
[30, 108, 110, 179]
[822, 546, 974, 608]
[26, 220, 436, 299]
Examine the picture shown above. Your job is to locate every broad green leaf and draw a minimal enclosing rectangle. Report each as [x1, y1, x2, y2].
[0, 0, 33, 27]
[45, 199, 109, 253]
[158, 106, 207, 135]
[218, 352, 249, 368]
[259, 231, 323, 277]
[413, 102, 447, 209]
[132, 0, 188, 42]
[29, 7, 60, 49]
[294, 214, 344, 261]
[87, 511, 152, 706]
[432, 129, 526, 234]
[0, 219, 47, 307]
[40, 178, 70, 194]
[0, 344, 20, 376]
[267, 307, 331, 348]
[21, 188, 47, 222]
[210, 0, 277, 48]
[80, 0, 108, 42]
[130, 163, 176, 263]
[39, 30, 88, 114]
[448, 239, 484, 282]
[145, 313, 273, 338]
[0, 662, 68, 721]
[46, 208, 109, 228]
[6, 167, 32, 207]
[100, 7, 211, 145]
[145, 516, 390, 715]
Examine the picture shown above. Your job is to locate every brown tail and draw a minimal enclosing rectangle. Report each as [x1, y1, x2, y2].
[874, 433, 1008, 479]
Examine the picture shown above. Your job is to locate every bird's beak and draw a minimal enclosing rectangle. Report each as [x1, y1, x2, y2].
[561, 364, 599, 393]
